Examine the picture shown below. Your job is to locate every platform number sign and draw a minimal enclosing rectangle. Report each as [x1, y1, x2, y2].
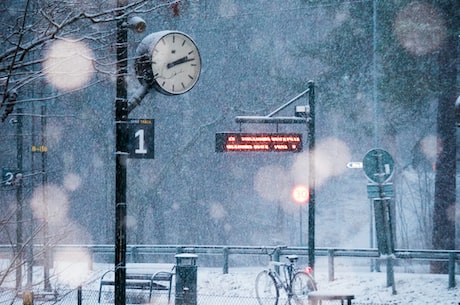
[2, 168, 17, 186]
[128, 119, 154, 159]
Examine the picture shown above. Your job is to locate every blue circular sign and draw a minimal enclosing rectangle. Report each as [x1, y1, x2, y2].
[362, 148, 394, 183]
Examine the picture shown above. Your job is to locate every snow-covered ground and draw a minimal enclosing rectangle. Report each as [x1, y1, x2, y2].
[2, 259, 459, 305]
[71, 260, 460, 305]
[197, 266, 459, 304]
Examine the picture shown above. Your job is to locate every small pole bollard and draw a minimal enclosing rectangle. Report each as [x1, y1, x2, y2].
[273, 246, 282, 274]
[77, 285, 82, 305]
[328, 249, 335, 281]
[448, 252, 456, 289]
[223, 247, 229, 274]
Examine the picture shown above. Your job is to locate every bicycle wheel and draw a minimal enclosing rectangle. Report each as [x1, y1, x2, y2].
[255, 270, 279, 305]
[291, 271, 317, 304]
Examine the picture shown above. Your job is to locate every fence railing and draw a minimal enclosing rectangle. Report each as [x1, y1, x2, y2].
[0, 244, 458, 288]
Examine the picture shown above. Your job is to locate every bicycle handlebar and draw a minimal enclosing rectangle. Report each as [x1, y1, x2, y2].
[265, 245, 288, 259]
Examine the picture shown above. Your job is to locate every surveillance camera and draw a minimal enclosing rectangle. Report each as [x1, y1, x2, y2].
[127, 16, 147, 33]
[9, 118, 18, 125]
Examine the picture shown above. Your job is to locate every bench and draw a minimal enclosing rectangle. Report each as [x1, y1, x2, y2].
[308, 291, 355, 305]
[98, 269, 174, 303]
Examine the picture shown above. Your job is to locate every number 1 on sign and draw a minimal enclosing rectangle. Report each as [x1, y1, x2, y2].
[135, 129, 148, 154]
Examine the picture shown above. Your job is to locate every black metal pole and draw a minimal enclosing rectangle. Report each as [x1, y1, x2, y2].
[15, 108, 23, 290]
[77, 285, 82, 305]
[115, 1, 128, 305]
[41, 105, 51, 292]
[307, 81, 315, 270]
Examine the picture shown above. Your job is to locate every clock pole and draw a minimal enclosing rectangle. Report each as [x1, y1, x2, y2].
[113, 21, 200, 305]
[115, 1, 128, 305]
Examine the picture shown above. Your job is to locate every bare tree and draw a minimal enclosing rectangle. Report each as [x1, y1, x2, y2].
[0, 0, 183, 295]
[0, 0, 181, 120]
[431, 0, 458, 274]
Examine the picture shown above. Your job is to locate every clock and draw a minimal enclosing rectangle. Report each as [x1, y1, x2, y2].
[135, 30, 201, 95]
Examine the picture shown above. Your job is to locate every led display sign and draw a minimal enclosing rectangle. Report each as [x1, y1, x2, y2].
[215, 133, 303, 152]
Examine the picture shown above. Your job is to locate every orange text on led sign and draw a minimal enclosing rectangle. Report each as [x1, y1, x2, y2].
[215, 133, 303, 152]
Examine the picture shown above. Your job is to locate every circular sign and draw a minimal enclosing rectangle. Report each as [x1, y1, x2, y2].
[362, 148, 395, 183]
[292, 185, 309, 204]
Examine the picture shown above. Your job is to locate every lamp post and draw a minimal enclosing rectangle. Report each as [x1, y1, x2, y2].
[114, 2, 149, 305]
[112, 3, 200, 303]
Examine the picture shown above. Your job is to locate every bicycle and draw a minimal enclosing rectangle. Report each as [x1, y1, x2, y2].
[255, 253, 317, 305]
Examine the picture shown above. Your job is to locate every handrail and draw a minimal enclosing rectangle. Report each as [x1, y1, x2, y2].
[1, 244, 458, 260]
[1, 244, 458, 259]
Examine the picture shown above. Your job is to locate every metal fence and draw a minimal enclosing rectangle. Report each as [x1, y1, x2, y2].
[0, 288, 399, 305]
[0, 244, 458, 294]
[47, 244, 458, 288]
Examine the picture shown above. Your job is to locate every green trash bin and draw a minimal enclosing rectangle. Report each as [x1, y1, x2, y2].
[175, 254, 197, 305]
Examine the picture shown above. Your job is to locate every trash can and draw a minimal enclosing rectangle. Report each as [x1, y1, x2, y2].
[175, 254, 197, 305]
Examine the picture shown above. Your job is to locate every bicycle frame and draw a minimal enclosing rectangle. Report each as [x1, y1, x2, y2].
[267, 260, 297, 297]
[255, 253, 317, 305]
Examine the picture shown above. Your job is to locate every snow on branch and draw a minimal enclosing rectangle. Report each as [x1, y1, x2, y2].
[0, 0, 187, 121]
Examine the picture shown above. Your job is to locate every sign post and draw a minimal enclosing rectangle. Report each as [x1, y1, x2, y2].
[363, 148, 396, 294]
[219, 81, 316, 269]
[363, 148, 395, 255]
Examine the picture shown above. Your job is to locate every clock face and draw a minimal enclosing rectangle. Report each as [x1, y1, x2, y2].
[150, 32, 201, 95]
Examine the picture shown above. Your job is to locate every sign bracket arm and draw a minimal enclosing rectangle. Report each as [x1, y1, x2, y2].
[267, 87, 310, 117]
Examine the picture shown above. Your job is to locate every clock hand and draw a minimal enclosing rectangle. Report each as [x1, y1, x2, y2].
[167, 56, 194, 69]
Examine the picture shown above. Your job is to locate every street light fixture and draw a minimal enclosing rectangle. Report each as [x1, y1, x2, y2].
[123, 16, 147, 33]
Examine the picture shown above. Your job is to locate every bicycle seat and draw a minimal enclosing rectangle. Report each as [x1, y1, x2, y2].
[286, 255, 298, 262]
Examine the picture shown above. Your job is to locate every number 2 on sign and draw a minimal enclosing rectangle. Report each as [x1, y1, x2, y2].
[4, 172, 14, 185]
[135, 129, 148, 154]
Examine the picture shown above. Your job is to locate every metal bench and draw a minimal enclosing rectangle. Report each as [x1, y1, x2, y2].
[308, 291, 355, 305]
[98, 269, 174, 303]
